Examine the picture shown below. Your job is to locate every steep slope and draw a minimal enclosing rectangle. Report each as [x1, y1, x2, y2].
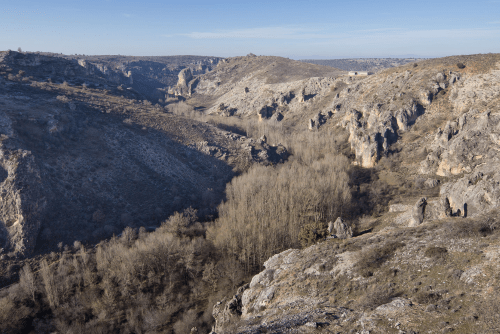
[186, 55, 345, 119]
[0, 51, 287, 256]
[57, 54, 223, 100]
[209, 53, 500, 333]
[214, 212, 500, 333]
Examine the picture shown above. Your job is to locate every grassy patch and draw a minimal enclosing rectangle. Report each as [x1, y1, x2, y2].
[424, 246, 448, 260]
[355, 241, 405, 277]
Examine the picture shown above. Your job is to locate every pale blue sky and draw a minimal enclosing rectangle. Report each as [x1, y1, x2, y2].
[1, 0, 499, 58]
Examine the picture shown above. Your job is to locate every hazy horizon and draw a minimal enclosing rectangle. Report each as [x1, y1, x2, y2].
[1, 0, 499, 58]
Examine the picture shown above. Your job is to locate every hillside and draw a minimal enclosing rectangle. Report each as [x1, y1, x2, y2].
[186, 55, 343, 110]
[0, 51, 500, 333]
[0, 51, 287, 257]
[299, 58, 426, 73]
[207, 53, 500, 333]
[57, 54, 223, 100]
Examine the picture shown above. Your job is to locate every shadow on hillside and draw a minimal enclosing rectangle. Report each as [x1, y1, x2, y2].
[3, 81, 235, 256]
[304, 93, 317, 102]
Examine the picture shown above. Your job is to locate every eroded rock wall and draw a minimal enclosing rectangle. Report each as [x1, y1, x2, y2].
[0, 149, 46, 255]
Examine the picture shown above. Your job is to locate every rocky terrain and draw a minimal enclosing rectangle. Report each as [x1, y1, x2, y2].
[1, 50, 500, 333]
[56, 54, 222, 100]
[0, 51, 287, 257]
[190, 53, 500, 333]
[213, 212, 500, 333]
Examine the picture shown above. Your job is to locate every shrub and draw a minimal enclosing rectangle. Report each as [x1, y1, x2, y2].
[298, 221, 328, 248]
[457, 63, 466, 69]
[356, 241, 405, 277]
[444, 218, 498, 238]
[424, 246, 447, 259]
[414, 291, 441, 304]
[56, 95, 69, 103]
[358, 286, 397, 310]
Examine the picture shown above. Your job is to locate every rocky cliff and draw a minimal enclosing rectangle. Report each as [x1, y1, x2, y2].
[214, 211, 500, 333]
[207, 53, 500, 333]
[0, 51, 286, 256]
[188, 54, 500, 171]
[59, 54, 222, 100]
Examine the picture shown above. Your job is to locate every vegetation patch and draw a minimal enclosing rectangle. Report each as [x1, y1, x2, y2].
[424, 246, 448, 260]
[355, 241, 405, 277]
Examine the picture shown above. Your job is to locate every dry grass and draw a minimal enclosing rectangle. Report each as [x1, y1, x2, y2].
[355, 241, 405, 277]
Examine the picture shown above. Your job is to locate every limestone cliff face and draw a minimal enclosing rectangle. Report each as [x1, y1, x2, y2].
[213, 218, 500, 333]
[191, 55, 500, 174]
[0, 149, 46, 255]
[208, 55, 500, 333]
[77, 59, 133, 86]
[177, 68, 193, 87]
[0, 51, 286, 256]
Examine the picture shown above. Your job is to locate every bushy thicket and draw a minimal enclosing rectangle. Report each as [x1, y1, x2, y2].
[208, 153, 351, 272]
[0, 113, 355, 333]
[0, 210, 238, 333]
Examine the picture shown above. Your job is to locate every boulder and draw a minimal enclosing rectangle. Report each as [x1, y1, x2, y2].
[333, 217, 353, 239]
[424, 178, 440, 188]
[270, 112, 283, 122]
[327, 221, 334, 235]
[297, 88, 306, 103]
[409, 197, 427, 227]
[440, 197, 452, 218]
[308, 119, 315, 131]
[177, 68, 193, 87]
[212, 283, 249, 333]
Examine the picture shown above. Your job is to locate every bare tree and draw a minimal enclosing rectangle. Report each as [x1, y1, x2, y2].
[19, 263, 37, 303]
[40, 260, 59, 308]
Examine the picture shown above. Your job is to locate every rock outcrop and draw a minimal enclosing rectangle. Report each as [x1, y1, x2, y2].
[0, 51, 287, 255]
[212, 284, 249, 333]
[0, 149, 47, 255]
[409, 197, 427, 227]
[213, 203, 500, 332]
[177, 67, 193, 87]
[331, 217, 353, 239]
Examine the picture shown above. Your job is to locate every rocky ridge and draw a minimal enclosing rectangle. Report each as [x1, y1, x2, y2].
[208, 54, 500, 333]
[57, 53, 222, 100]
[0, 51, 287, 256]
[300, 58, 426, 73]
[213, 211, 500, 333]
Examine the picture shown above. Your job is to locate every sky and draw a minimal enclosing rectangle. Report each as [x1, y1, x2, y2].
[1, 0, 499, 58]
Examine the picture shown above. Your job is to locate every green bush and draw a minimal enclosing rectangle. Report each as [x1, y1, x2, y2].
[298, 221, 328, 248]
